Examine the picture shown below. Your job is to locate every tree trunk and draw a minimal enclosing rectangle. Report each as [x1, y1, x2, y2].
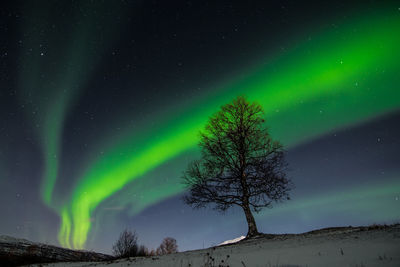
[239, 166, 259, 238]
[242, 203, 259, 238]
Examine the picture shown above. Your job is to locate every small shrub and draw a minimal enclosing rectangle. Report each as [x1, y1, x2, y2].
[112, 229, 144, 258]
[156, 237, 178, 255]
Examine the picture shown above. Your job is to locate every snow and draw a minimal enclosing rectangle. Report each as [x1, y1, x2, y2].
[218, 235, 246, 246]
[30, 225, 400, 267]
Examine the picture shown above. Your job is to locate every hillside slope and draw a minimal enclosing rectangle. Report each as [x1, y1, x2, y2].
[0, 236, 113, 266]
[32, 224, 400, 267]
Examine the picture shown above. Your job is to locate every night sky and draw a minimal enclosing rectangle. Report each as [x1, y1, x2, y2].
[1, 0, 399, 254]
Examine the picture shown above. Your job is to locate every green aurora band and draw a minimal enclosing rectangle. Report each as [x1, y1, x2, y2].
[263, 178, 400, 222]
[18, 2, 128, 208]
[57, 10, 400, 248]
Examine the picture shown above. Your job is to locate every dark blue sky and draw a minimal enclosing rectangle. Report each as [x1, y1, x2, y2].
[0, 0, 399, 254]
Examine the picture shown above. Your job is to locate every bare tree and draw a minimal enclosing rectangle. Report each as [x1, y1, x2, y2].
[112, 229, 139, 258]
[136, 245, 148, 257]
[182, 96, 292, 238]
[146, 248, 157, 256]
[156, 237, 178, 255]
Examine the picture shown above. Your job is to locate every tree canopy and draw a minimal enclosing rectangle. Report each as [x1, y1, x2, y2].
[182, 96, 292, 237]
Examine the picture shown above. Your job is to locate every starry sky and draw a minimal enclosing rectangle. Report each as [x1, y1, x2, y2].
[0, 0, 399, 254]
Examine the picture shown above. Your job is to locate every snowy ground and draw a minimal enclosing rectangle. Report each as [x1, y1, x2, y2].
[30, 225, 400, 267]
[218, 236, 246, 246]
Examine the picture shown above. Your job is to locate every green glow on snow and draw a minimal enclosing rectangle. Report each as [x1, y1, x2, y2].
[59, 10, 400, 248]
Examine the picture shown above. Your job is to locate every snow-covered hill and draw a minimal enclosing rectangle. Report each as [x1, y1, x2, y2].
[0, 235, 112, 266]
[31, 224, 400, 267]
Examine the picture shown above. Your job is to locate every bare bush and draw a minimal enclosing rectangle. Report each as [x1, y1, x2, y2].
[112, 229, 140, 258]
[156, 237, 178, 255]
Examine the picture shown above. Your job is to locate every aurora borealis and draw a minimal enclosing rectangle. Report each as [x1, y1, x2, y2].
[1, 0, 399, 253]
